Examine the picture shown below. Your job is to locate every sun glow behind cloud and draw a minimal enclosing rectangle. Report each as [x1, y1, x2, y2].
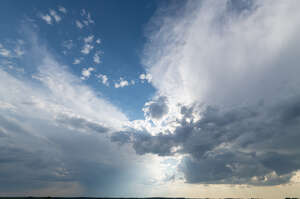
[1, 0, 300, 198]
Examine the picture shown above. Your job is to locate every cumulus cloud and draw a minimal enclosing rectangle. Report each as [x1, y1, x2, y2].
[111, 0, 300, 186]
[76, 20, 84, 29]
[58, 6, 67, 14]
[96, 73, 109, 86]
[143, 96, 169, 120]
[49, 9, 61, 23]
[112, 96, 300, 185]
[40, 14, 52, 24]
[75, 10, 94, 29]
[73, 58, 81, 64]
[139, 73, 152, 83]
[81, 44, 94, 54]
[81, 35, 94, 54]
[81, 67, 94, 80]
[93, 51, 101, 64]
[114, 78, 130, 88]
[0, 43, 11, 57]
[84, 35, 94, 43]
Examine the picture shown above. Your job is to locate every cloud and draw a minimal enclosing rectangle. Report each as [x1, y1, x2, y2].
[81, 36, 95, 54]
[93, 51, 101, 64]
[76, 20, 84, 29]
[0, 29, 159, 195]
[40, 14, 52, 24]
[110, 0, 300, 186]
[49, 9, 61, 23]
[114, 78, 130, 88]
[81, 44, 94, 54]
[62, 40, 73, 50]
[84, 35, 94, 43]
[112, 95, 300, 185]
[81, 67, 94, 80]
[73, 58, 81, 64]
[96, 73, 109, 86]
[75, 10, 94, 29]
[143, 96, 169, 120]
[0, 43, 11, 57]
[58, 6, 67, 14]
[139, 73, 152, 83]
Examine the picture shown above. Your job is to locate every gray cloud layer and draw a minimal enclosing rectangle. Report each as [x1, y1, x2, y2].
[112, 93, 300, 185]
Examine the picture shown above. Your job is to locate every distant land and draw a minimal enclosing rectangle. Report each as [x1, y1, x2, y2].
[0, 197, 298, 199]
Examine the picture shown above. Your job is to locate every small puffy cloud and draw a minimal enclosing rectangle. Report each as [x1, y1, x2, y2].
[62, 40, 73, 50]
[75, 10, 94, 29]
[81, 67, 94, 80]
[14, 46, 24, 57]
[81, 44, 93, 54]
[114, 78, 129, 88]
[96, 74, 109, 86]
[40, 14, 52, 24]
[93, 51, 101, 64]
[49, 9, 61, 23]
[84, 35, 94, 43]
[58, 6, 67, 14]
[0, 43, 11, 57]
[139, 73, 152, 83]
[96, 39, 101, 44]
[73, 58, 81, 65]
[81, 36, 95, 55]
[75, 20, 84, 29]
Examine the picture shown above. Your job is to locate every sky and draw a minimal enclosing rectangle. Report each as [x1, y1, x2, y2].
[0, 0, 300, 198]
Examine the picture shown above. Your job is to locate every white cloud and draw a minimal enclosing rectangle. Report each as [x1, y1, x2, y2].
[40, 14, 52, 24]
[93, 51, 101, 64]
[75, 20, 84, 29]
[75, 10, 94, 29]
[144, 0, 300, 108]
[62, 40, 73, 50]
[14, 46, 24, 57]
[96, 39, 101, 44]
[73, 58, 81, 65]
[0, 43, 11, 57]
[84, 35, 94, 43]
[58, 6, 67, 14]
[49, 9, 61, 23]
[114, 78, 129, 88]
[96, 74, 109, 86]
[139, 73, 152, 83]
[81, 67, 94, 80]
[81, 44, 94, 54]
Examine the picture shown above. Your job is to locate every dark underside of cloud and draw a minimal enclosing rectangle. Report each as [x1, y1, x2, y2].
[111, 94, 300, 185]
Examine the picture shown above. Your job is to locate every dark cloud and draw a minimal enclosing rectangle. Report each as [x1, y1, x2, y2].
[55, 114, 109, 134]
[144, 96, 169, 120]
[111, 94, 300, 185]
[0, 113, 137, 195]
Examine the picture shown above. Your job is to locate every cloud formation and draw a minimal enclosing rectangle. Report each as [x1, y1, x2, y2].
[110, 0, 300, 186]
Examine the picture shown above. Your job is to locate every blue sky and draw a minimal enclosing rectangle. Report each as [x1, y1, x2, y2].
[1, 0, 158, 120]
[1, 0, 300, 198]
